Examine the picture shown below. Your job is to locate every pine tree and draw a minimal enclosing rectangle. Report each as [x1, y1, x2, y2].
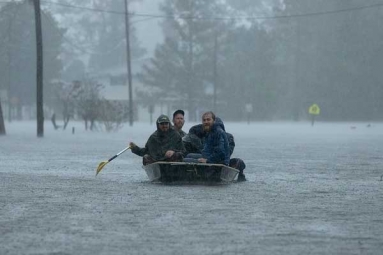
[137, 0, 231, 121]
[0, 1, 63, 121]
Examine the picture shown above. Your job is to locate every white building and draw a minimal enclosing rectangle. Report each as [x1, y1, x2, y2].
[92, 61, 183, 124]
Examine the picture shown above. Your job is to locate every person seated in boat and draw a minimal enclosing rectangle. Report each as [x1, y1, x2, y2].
[183, 116, 247, 182]
[183, 111, 230, 166]
[182, 132, 203, 154]
[172, 109, 187, 138]
[129, 114, 186, 165]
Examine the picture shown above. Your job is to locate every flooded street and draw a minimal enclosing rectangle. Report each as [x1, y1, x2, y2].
[1, 121, 383, 255]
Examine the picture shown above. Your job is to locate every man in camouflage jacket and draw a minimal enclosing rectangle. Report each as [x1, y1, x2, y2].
[130, 114, 186, 165]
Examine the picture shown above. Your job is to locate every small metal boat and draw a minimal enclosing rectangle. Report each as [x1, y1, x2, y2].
[142, 161, 239, 183]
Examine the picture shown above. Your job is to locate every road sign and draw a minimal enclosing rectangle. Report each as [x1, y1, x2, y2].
[309, 104, 320, 115]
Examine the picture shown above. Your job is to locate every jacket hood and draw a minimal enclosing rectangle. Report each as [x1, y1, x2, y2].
[188, 124, 204, 138]
[214, 117, 225, 131]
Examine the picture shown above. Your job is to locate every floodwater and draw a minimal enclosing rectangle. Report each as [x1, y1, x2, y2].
[1, 121, 382, 255]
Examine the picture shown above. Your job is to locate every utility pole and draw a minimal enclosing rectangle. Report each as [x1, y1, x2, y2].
[0, 100, 5, 135]
[124, 0, 134, 126]
[6, 7, 15, 123]
[32, 0, 44, 137]
[213, 30, 218, 113]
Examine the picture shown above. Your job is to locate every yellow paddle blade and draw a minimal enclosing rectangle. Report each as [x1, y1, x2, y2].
[96, 161, 108, 176]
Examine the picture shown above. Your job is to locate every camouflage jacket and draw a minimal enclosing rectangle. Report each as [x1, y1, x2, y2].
[131, 128, 186, 160]
[178, 129, 187, 138]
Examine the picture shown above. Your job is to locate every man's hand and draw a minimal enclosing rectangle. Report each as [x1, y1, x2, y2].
[165, 150, 175, 158]
[198, 158, 207, 163]
[129, 142, 137, 148]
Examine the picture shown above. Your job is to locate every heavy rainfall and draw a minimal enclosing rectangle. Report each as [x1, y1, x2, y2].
[1, 0, 383, 254]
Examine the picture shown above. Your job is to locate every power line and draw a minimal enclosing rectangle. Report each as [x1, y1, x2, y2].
[261, 2, 383, 19]
[41, 0, 125, 15]
[3, 0, 383, 56]
[0, 1, 151, 57]
[130, 16, 160, 25]
[39, 0, 383, 20]
[41, 10, 149, 59]
[0, 0, 22, 15]
[3, 0, 383, 21]
[41, 11, 124, 56]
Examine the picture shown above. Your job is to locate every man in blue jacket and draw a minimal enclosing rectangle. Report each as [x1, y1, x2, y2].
[183, 114, 247, 181]
[184, 111, 230, 165]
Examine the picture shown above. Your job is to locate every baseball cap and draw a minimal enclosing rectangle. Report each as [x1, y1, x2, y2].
[157, 114, 170, 124]
[173, 109, 185, 118]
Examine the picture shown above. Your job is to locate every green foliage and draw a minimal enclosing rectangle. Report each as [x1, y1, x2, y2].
[51, 78, 129, 132]
[75, 79, 104, 130]
[50, 80, 82, 129]
[98, 100, 129, 132]
[0, 1, 63, 106]
[137, 0, 232, 120]
[272, 0, 383, 120]
[62, 59, 86, 83]
[51, 0, 146, 73]
[219, 26, 278, 120]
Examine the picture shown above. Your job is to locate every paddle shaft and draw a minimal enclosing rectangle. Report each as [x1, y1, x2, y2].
[107, 146, 131, 162]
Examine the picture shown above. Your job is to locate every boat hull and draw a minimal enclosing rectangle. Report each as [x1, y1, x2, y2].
[142, 162, 239, 183]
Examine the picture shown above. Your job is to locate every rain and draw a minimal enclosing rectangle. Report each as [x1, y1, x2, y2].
[1, 0, 383, 254]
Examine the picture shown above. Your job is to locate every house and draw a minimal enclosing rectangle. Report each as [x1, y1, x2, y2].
[91, 60, 182, 123]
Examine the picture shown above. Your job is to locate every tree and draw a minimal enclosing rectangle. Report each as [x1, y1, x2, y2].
[219, 26, 278, 121]
[87, 0, 146, 72]
[0, 100, 5, 135]
[46, 0, 145, 126]
[137, 0, 232, 121]
[0, 1, 62, 121]
[51, 80, 82, 130]
[204, 0, 283, 120]
[98, 100, 129, 132]
[51, 78, 129, 132]
[75, 79, 104, 131]
[272, 0, 383, 121]
[45, 0, 145, 74]
[32, 0, 44, 137]
[61, 59, 86, 83]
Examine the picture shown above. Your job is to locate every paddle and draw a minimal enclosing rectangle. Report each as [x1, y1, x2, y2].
[96, 146, 131, 176]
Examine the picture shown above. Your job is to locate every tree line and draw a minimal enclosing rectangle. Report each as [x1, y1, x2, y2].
[1, 0, 382, 135]
[138, 0, 383, 121]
